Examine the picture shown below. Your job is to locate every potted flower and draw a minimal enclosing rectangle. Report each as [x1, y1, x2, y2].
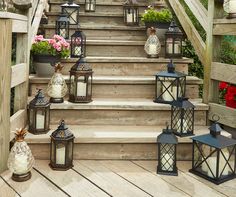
[31, 35, 70, 77]
[141, 6, 172, 29]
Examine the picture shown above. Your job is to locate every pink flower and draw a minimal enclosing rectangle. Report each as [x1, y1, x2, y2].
[53, 34, 64, 41]
[48, 39, 56, 45]
[34, 35, 44, 42]
[60, 40, 70, 48]
[53, 42, 62, 51]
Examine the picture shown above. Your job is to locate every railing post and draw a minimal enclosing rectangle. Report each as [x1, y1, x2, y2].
[0, 19, 12, 173]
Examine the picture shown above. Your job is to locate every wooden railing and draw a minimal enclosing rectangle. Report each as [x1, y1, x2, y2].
[0, 0, 47, 173]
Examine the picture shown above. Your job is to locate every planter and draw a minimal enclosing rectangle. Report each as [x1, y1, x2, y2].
[33, 55, 61, 77]
[145, 22, 171, 29]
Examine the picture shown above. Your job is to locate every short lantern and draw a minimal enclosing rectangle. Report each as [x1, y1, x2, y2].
[71, 29, 86, 58]
[55, 13, 70, 39]
[190, 120, 236, 184]
[49, 120, 75, 170]
[154, 60, 187, 104]
[171, 98, 195, 137]
[157, 125, 178, 176]
[165, 21, 183, 59]
[69, 57, 93, 103]
[123, 0, 139, 26]
[29, 89, 50, 135]
[224, 0, 236, 19]
[85, 0, 96, 12]
[61, 0, 80, 25]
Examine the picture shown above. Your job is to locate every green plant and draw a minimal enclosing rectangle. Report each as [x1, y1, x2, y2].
[220, 37, 236, 65]
[141, 6, 172, 23]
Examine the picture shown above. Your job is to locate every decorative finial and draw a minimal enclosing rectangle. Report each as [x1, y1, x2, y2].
[14, 128, 28, 142]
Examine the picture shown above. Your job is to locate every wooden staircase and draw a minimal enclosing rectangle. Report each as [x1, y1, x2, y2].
[26, 0, 209, 160]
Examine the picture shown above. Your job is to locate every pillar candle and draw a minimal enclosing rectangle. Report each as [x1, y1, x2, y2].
[176, 119, 188, 133]
[127, 13, 135, 23]
[14, 154, 28, 174]
[60, 29, 66, 38]
[70, 11, 77, 23]
[219, 149, 230, 176]
[74, 46, 81, 56]
[149, 44, 157, 55]
[56, 146, 66, 165]
[168, 43, 173, 54]
[36, 114, 45, 129]
[77, 82, 87, 97]
[161, 153, 173, 171]
[51, 84, 62, 98]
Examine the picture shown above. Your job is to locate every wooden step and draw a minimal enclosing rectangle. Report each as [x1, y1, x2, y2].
[29, 75, 202, 99]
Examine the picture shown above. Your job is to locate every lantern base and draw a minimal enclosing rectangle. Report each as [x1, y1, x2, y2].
[227, 13, 236, 19]
[173, 131, 194, 137]
[49, 163, 74, 171]
[153, 98, 174, 105]
[147, 54, 159, 58]
[157, 166, 178, 176]
[50, 97, 64, 103]
[12, 171, 31, 182]
[68, 97, 92, 103]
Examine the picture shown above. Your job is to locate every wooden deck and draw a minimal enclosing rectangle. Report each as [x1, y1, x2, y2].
[1, 160, 236, 197]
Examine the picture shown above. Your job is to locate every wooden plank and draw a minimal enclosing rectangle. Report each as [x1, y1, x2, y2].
[100, 160, 190, 197]
[1, 169, 67, 197]
[209, 103, 236, 128]
[12, 19, 27, 33]
[211, 62, 236, 84]
[134, 161, 226, 197]
[73, 160, 151, 197]
[0, 177, 19, 197]
[10, 109, 26, 140]
[184, 0, 208, 31]
[34, 160, 109, 197]
[0, 19, 12, 173]
[0, 12, 28, 21]
[178, 161, 236, 197]
[11, 63, 27, 88]
[167, 0, 206, 64]
[213, 23, 236, 35]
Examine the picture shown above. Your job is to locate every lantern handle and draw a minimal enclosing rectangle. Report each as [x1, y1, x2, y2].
[165, 121, 169, 129]
[212, 114, 220, 122]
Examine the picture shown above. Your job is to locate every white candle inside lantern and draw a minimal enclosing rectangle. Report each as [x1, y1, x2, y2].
[51, 84, 62, 98]
[161, 153, 173, 171]
[176, 119, 188, 133]
[220, 150, 230, 176]
[168, 43, 173, 53]
[60, 29, 66, 37]
[36, 113, 45, 129]
[74, 46, 81, 56]
[149, 44, 157, 54]
[174, 43, 181, 54]
[162, 82, 177, 101]
[77, 82, 87, 97]
[56, 145, 66, 165]
[70, 11, 77, 24]
[14, 154, 28, 174]
[127, 13, 135, 23]
[207, 157, 217, 178]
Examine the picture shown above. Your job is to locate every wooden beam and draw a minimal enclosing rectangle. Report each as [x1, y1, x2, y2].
[10, 110, 27, 140]
[0, 19, 12, 173]
[167, 0, 206, 64]
[11, 63, 27, 88]
[213, 19, 236, 35]
[184, 0, 208, 31]
[209, 103, 236, 128]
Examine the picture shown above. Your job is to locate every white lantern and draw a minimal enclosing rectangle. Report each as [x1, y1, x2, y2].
[224, 0, 236, 18]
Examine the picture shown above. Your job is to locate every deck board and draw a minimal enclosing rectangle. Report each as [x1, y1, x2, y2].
[0, 177, 19, 197]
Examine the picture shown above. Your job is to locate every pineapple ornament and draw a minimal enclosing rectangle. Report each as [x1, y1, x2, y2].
[47, 63, 68, 103]
[8, 128, 35, 182]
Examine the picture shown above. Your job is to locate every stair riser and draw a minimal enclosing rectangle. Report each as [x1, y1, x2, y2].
[30, 83, 199, 99]
[29, 143, 192, 160]
[49, 109, 207, 126]
[50, 0, 156, 4]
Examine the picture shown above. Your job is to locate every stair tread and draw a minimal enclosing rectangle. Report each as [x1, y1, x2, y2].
[85, 39, 146, 45]
[24, 125, 231, 144]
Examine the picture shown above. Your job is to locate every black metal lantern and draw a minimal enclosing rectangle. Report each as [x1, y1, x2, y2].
[38, 12, 48, 37]
[154, 60, 187, 104]
[165, 21, 184, 59]
[49, 120, 74, 171]
[157, 125, 178, 176]
[61, 0, 80, 25]
[85, 0, 96, 12]
[171, 98, 195, 137]
[70, 29, 86, 58]
[28, 89, 50, 135]
[123, 0, 139, 26]
[69, 57, 93, 103]
[55, 13, 70, 39]
[190, 120, 236, 184]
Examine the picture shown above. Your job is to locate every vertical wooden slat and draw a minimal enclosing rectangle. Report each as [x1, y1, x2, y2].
[0, 19, 12, 173]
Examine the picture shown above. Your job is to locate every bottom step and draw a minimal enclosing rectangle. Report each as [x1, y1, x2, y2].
[25, 125, 231, 160]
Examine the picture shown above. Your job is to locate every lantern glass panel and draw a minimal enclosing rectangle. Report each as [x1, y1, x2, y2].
[160, 144, 175, 172]
[61, 4, 79, 25]
[29, 109, 34, 129]
[45, 107, 50, 131]
[87, 75, 92, 97]
[85, 0, 96, 11]
[56, 143, 66, 165]
[124, 6, 139, 25]
[51, 140, 55, 164]
[166, 37, 174, 54]
[174, 38, 182, 54]
[36, 109, 45, 130]
[67, 141, 73, 164]
[76, 75, 87, 97]
[70, 75, 76, 97]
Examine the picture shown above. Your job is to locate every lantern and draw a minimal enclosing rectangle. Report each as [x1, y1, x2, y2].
[190, 120, 236, 184]
[171, 98, 195, 137]
[8, 129, 35, 182]
[38, 12, 48, 37]
[47, 63, 68, 103]
[55, 13, 70, 39]
[157, 125, 178, 176]
[224, 0, 236, 18]
[70, 29, 86, 58]
[61, 0, 80, 25]
[29, 89, 50, 135]
[144, 27, 161, 58]
[49, 120, 74, 170]
[154, 60, 187, 104]
[165, 21, 183, 59]
[69, 57, 93, 103]
[85, 0, 96, 12]
[123, 0, 139, 26]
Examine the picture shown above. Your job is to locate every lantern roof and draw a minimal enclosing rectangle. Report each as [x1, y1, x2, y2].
[171, 97, 195, 109]
[71, 29, 86, 38]
[61, 0, 80, 8]
[71, 57, 92, 72]
[29, 89, 50, 107]
[124, 0, 138, 5]
[157, 125, 178, 144]
[51, 120, 74, 140]
[57, 13, 70, 22]
[165, 21, 183, 36]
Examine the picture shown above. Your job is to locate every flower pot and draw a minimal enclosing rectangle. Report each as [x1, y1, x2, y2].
[145, 22, 170, 29]
[33, 55, 61, 77]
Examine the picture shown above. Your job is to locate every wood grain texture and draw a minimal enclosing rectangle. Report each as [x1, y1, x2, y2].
[10, 109, 26, 140]
[0, 177, 19, 197]
[11, 63, 27, 88]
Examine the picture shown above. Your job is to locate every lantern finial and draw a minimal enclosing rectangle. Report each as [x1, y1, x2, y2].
[167, 60, 175, 73]
[209, 115, 222, 137]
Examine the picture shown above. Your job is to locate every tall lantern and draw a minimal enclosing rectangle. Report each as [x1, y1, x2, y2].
[61, 0, 80, 25]
[69, 57, 93, 103]
[71, 29, 86, 58]
[55, 13, 70, 39]
[190, 120, 236, 184]
[154, 60, 187, 104]
[171, 98, 195, 137]
[123, 0, 139, 26]
[224, 0, 236, 19]
[29, 89, 50, 135]
[85, 0, 96, 12]
[49, 120, 75, 170]
[157, 125, 178, 176]
[165, 21, 183, 59]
